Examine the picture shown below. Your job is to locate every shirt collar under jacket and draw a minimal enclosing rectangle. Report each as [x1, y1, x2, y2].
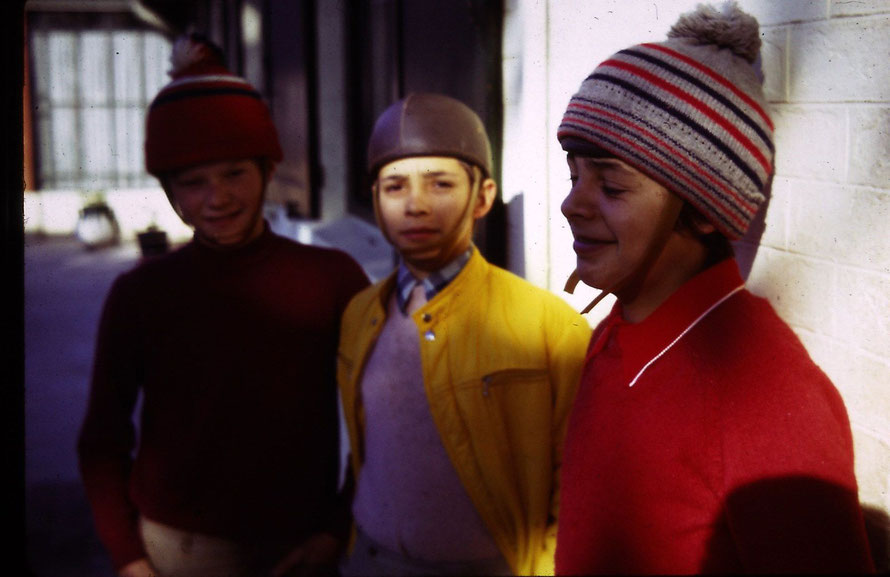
[395, 246, 474, 313]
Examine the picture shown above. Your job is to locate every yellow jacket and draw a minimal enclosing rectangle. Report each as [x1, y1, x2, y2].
[338, 249, 591, 575]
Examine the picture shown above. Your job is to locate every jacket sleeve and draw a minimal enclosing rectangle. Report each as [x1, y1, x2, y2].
[76, 275, 147, 571]
[535, 303, 591, 575]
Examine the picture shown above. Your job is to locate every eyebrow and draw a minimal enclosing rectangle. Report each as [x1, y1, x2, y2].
[380, 170, 459, 181]
[569, 153, 637, 175]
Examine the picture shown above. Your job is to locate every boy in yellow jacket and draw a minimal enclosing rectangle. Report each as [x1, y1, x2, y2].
[337, 93, 591, 576]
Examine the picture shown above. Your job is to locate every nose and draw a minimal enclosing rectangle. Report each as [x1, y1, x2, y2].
[561, 181, 594, 220]
[405, 182, 430, 215]
[205, 179, 233, 208]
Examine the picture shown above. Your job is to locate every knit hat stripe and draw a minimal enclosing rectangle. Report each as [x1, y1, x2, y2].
[591, 70, 766, 193]
[559, 117, 751, 235]
[562, 100, 757, 219]
[150, 86, 262, 109]
[597, 60, 772, 177]
[559, 123, 750, 236]
[600, 59, 772, 196]
[618, 47, 773, 152]
[573, 99, 749, 210]
[163, 74, 253, 90]
[643, 42, 773, 131]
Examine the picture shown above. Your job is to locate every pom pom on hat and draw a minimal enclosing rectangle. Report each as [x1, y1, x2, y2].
[668, 1, 762, 63]
[144, 34, 282, 177]
[558, 1, 774, 240]
[168, 33, 227, 77]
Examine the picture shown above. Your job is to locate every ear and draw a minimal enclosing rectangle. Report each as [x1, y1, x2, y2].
[473, 178, 497, 220]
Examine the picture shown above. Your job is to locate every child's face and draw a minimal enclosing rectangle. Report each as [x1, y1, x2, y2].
[376, 156, 492, 275]
[561, 153, 682, 297]
[168, 159, 266, 249]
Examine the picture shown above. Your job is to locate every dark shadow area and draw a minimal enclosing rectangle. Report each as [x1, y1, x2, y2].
[703, 475, 877, 574]
[6, 2, 26, 574]
[26, 481, 115, 577]
[863, 504, 890, 574]
[505, 192, 526, 279]
[25, 234, 141, 576]
[733, 172, 772, 280]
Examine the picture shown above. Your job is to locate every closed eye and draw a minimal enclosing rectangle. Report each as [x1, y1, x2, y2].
[174, 177, 205, 188]
[382, 183, 405, 194]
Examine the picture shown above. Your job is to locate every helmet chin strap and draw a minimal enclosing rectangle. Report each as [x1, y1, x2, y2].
[373, 166, 483, 275]
[565, 194, 684, 315]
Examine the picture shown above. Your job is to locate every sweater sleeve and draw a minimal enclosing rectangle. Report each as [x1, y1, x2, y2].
[318, 252, 370, 542]
[77, 274, 147, 571]
[534, 302, 591, 575]
[712, 308, 875, 573]
[335, 251, 372, 313]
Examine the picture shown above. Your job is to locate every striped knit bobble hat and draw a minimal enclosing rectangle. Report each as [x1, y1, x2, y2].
[558, 1, 774, 240]
[144, 33, 282, 177]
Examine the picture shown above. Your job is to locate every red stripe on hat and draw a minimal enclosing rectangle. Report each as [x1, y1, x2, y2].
[643, 43, 774, 131]
[565, 101, 758, 216]
[559, 114, 752, 232]
[601, 58, 772, 176]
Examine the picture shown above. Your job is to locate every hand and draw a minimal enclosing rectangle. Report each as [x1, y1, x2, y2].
[118, 558, 158, 577]
[271, 532, 342, 577]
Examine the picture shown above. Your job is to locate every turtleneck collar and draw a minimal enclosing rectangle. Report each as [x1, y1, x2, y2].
[186, 220, 276, 262]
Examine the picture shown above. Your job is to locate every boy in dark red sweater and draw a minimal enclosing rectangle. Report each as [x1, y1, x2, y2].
[554, 3, 875, 574]
[77, 35, 368, 577]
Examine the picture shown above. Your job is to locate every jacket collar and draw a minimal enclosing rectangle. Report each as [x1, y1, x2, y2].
[377, 246, 487, 318]
[394, 247, 474, 313]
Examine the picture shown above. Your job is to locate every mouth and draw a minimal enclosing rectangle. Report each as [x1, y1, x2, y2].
[204, 211, 242, 225]
[571, 234, 614, 254]
[399, 227, 439, 242]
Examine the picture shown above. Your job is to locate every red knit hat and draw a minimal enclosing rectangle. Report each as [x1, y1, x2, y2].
[144, 34, 283, 177]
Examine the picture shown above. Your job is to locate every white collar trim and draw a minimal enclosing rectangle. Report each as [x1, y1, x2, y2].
[628, 283, 746, 388]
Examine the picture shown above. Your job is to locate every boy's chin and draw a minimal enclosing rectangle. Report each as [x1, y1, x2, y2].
[575, 265, 620, 293]
[400, 248, 452, 273]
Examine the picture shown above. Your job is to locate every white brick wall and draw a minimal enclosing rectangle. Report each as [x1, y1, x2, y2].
[787, 15, 890, 102]
[505, 0, 890, 566]
[752, 4, 890, 548]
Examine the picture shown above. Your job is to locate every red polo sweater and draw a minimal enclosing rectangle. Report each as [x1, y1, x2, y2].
[556, 258, 874, 574]
[77, 227, 369, 571]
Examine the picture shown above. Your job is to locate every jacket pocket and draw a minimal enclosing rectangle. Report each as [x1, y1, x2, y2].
[453, 367, 552, 455]
[480, 368, 549, 398]
[451, 367, 554, 514]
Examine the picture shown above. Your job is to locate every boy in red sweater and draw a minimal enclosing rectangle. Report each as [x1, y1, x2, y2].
[77, 35, 368, 577]
[554, 3, 875, 574]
